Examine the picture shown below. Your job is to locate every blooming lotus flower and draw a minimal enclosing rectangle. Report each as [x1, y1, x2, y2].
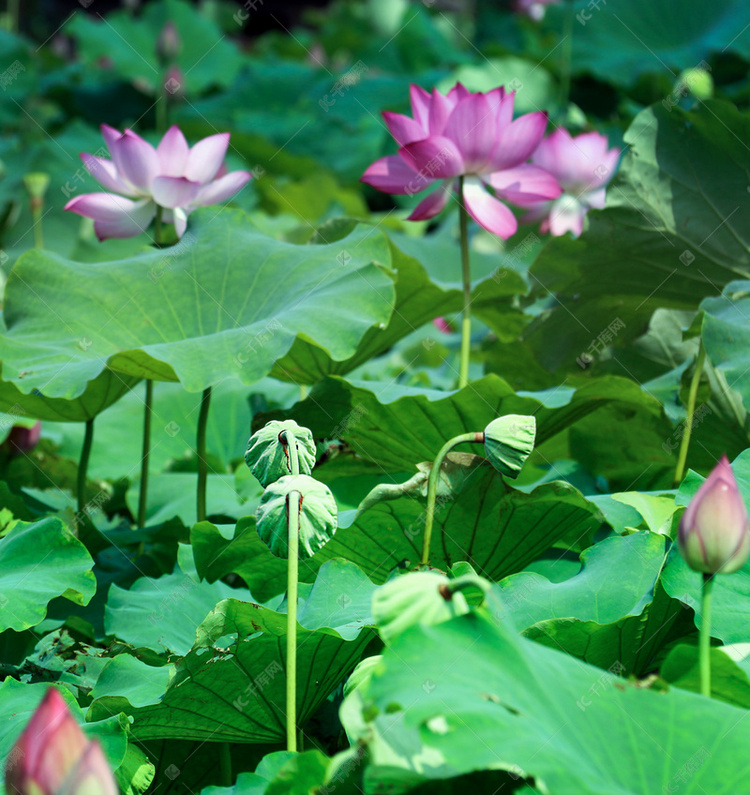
[5, 687, 117, 795]
[361, 83, 561, 239]
[65, 125, 252, 240]
[679, 455, 750, 575]
[515, 128, 620, 237]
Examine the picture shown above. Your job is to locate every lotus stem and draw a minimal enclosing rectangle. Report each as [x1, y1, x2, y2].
[196, 387, 212, 522]
[137, 379, 153, 529]
[219, 741, 232, 786]
[699, 573, 714, 697]
[286, 487, 300, 752]
[674, 341, 706, 486]
[77, 418, 95, 515]
[421, 431, 484, 566]
[457, 176, 472, 389]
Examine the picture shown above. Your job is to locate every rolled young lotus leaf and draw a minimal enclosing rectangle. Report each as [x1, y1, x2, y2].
[372, 571, 470, 645]
[256, 474, 338, 559]
[483, 414, 536, 479]
[245, 420, 317, 487]
[343, 654, 383, 698]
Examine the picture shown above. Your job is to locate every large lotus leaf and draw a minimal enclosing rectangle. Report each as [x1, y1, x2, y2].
[0, 209, 394, 396]
[543, 0, 750, 86]
[526, 101, 750, 372]
[661, 449, 750, 644]
[0, 679, 130, 795]
[0, 368, 139, 423]
[124, 572, 375, 742]
[347, 612, 750, 795]
[271, 224, 525, 384]
[494, 532, 693, 674]
[317, 458, 602, 582]
[199, 752, 329, 795]
[105, 565, 253, 656]
[661, 644, 750, 709]
[259, 374, 667, 474]
[0, 517, 95, 632]
[67, 0, 241, 94]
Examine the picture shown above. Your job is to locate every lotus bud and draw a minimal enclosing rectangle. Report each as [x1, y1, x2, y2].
[372, 571, 470, 645]
[245, 420, 316, 487]
[483, 414, 536, 479]
[3, 421, 41, 457]
[5, 687, 117, 795]
[679, 455, 750, 575]
[343, 655, 383, 698]
[157, 21, 181, 62]
[256, 474, 337, 559]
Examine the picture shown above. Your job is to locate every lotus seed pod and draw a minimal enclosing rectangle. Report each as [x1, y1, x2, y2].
[245, 420, 316, 487]
[256, 474, 337, 559]
[372, 571, 469, 645]
[483, 414, 536, 479]
[679, 455, 750, 575]
[343, 655, 383, 698]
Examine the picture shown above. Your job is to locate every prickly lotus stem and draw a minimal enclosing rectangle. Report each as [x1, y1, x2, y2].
[256, 474, 337, 559]
[245, 420, 316, 487]
[483, 414, 536, 479]
[372, 571, 471, 645]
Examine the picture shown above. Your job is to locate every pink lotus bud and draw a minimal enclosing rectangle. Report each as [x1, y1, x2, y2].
[5, 688, 117, 795]
[157, 21, 181, 62]
[4, 421, 41, 457]
[678, 455, 750, 575]
[433, 317, 453, 334]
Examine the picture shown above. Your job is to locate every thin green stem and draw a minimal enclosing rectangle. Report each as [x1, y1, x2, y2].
[700, 573, 714, 698]
[32, 206, 44, 249]
[421, 431, 484, 566]
[77, 419, 95, 515]
[286, 489, 300, 752]
[154, 205, 164, 246]
[674, 341, 706, 486]
[156, 94, 168, 136]
[457, 176, 472, 389]
[218, 742, 232, 786]
[196, 387, 212, 523]
[286, 429, 300, 476]
[137, 379, 153, 529]
[559, 1, 574, 110]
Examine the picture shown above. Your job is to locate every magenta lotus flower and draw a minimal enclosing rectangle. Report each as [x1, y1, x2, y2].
[515, 128, 620, 237]
[361, 83, 561, 239]
[5, 687, 117, 795]
[679, 455, 750, 575]
[65, 125, 252, 240]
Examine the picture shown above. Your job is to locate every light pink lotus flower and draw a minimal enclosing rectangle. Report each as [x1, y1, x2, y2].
[361, 83, 561, 239]
[65, 125, 252, 240]
[5, 687, 117, 795]
[515, 0, 561, 21]
[515, 128, 620, 237]
[679, 455, 750, 575]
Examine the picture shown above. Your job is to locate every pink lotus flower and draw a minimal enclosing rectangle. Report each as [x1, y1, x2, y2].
[5, 687, 117, 795]
[361, 83, 561, 239]
[3, 421, 41, 457]
[65, 125, 252, 240]
[515, 128, 620, 237]
[679, 455, 750, 575]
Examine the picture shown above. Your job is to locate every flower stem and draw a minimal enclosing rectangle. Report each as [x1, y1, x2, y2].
[286, 487, 300, 752]
[77, 418, 95, 515]
[196, 387, 212, 523]
[154, 205, 164, 246]
[421, 431, 484, 566]
[673, 341, 706, 486]
[457, 176, 472, 389]
[218, 742, 232, 786]
[700, 572, 714, 697]
[137, 379, 153, 528]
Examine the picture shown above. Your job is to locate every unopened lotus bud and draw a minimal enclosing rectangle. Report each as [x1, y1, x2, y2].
[483, 414, 536, 478]
[679, 455, 750, 575]
[343, 655, 383, 698]
[245, 420, 316, 487]
[5, 687, 117, 795]
[256, 474, 337, 559]
[372, 571, 469, 645]
[157, 21, 181, 62]
[3, 421, 41, 457]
